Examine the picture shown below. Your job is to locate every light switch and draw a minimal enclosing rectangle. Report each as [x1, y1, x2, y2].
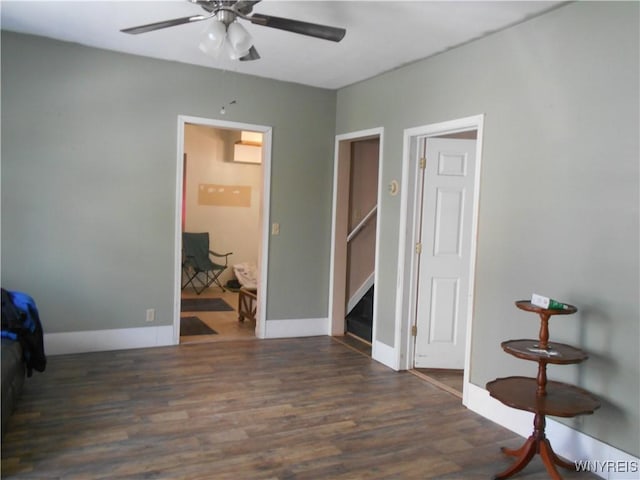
[272, 223, 280, 235]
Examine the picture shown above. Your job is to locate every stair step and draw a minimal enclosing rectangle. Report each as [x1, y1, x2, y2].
[346, 285, 374, 342]
[346, 316, 372, 343]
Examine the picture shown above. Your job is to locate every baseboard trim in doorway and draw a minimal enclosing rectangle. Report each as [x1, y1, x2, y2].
[371, 340, 398, 371]
[262, 317, 328, 338]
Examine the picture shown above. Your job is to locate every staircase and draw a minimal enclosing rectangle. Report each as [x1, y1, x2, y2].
[345, 286, 374, 342]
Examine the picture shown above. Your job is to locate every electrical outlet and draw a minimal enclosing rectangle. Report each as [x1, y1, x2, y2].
[146, 308, 155, 322]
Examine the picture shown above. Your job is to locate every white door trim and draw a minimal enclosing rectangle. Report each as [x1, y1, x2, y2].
[174, 115, 273, 342]
[396, 115, 484, 404]
[329, 127, 384, 348]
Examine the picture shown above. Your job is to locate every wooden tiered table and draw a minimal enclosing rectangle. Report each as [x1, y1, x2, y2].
[486, 300, 600, 480]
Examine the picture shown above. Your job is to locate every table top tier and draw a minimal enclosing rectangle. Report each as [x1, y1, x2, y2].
[515, 300, 577, 316]
[515, 300, 578, 350]
[501, 339, 588, 364]
[486, 376, 600, 417]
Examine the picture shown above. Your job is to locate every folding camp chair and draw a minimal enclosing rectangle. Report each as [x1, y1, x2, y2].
[181, 232, 232, 295]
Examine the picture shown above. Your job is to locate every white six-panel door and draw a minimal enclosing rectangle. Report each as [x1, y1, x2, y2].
[414, 137, 476, 369]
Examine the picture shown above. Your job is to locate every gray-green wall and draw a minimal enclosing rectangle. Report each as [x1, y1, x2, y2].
[1, 31, 336, 330]
[336, 1, 639, 457]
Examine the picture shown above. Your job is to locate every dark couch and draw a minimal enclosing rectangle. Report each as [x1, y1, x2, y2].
[1, 288, 46, 439]
[1, 338, 25, 438]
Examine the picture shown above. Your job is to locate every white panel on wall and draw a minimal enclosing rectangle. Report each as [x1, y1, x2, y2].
[233, 143, 262, 164]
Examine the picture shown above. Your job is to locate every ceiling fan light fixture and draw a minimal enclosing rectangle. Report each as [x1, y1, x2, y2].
[225, 42, 249, 61]
[122, 1, 346, 64]
[198, 19, 226, 57]
[226, 21, 253, 59]
[122, 1, 347, 63]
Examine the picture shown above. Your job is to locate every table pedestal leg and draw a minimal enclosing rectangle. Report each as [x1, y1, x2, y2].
[494, 414, 576, 480]
[495, 436, 537, 479]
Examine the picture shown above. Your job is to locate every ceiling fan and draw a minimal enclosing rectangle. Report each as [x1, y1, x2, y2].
[121, 0, 346, 61]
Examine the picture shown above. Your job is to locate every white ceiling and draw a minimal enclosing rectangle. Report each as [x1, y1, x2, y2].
[1, 0, 566, 89]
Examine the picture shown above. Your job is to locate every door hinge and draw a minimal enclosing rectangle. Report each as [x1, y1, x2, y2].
[415, 242, 422, 254]
[411, 325, 418, 337]
[419, 157, 426, 169]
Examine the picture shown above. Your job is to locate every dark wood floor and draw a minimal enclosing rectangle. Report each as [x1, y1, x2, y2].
[412, 369, 464, 399]
[1, 337, 598, 479]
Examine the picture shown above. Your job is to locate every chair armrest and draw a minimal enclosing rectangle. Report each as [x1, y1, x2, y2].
[209, 250, 232, 258]
[209, 251, 232, 267]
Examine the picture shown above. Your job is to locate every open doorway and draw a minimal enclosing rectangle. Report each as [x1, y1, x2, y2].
[173, 116, 272, 345]
[329, 128, 383, 356]
[399, 115, 484, 402]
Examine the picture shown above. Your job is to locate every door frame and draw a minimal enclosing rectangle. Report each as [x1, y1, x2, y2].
[173, 115, 273, 342]
[329, 127, 384, 340]
[396, 115, 484, 404]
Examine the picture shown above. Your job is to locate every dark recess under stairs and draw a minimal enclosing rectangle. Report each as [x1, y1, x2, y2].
[346, 286, 374, 343]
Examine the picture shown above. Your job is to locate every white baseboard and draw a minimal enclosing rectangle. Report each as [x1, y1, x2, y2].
[44, 318, 333, 353]
[372, 340, 398, 370]
[263, 317, 329, 338]
[465, 382, 639, 480]
[44, 325, 175, 355]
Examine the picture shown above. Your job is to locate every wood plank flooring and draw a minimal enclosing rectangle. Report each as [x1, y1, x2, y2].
[412, 369, 464, 399]
[1, 337, 598, 479]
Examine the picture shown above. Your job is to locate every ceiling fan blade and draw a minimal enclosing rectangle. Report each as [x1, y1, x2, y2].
[121, 15, 208, 35]
[240, 46, 261, 62]
[248, 13, 346, 42]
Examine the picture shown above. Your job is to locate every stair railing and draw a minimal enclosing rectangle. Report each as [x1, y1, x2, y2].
[347, 205, 377, 243]
[346, 204, 377, 315]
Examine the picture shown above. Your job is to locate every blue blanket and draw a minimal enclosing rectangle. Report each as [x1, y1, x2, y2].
[1, 288, 46, 376]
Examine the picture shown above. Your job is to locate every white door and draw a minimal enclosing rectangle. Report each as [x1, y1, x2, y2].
[414, 137, 476, 369]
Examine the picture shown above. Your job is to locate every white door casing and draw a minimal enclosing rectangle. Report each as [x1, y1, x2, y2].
[413, 137, 477, 369]
[329, 128, 383, 344]
[174, 115, 272, 342]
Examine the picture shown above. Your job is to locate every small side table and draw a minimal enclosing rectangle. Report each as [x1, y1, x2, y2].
[486, 301, 600, 480]
[237, 287, 257, 323]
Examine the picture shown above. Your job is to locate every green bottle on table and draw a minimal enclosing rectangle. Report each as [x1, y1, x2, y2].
[531, 293, 571, 310]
